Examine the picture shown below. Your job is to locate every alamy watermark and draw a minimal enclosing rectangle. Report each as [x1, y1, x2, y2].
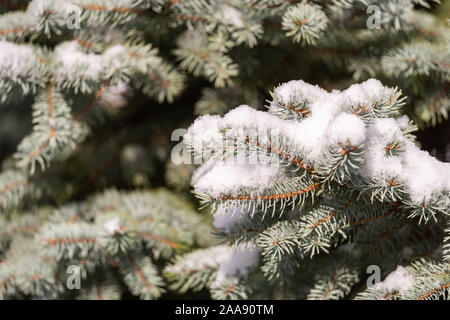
[366, 4, 406, 30]
[66, 6, 82, 30]
[366, 265, 381, 287]
[366, 5, 382, 30]
[66, 265, 81, 290]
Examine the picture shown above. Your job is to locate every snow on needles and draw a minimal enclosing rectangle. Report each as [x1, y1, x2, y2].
[326, 113, 366, 146]
[1, 39, 132, 89]
[271, 79, 327, 107]
[103, 217, 122, 235]
[186, 78, 450, 205]
[212, 243, 261, 287]
[214, 4, 245, 28]
[166, 244, 260, 287]
[28, 0, 79, 22]
[165, 245, 233, 275]
[377, 265, 415, 296]
[213, 203, 249, 233]
[193, 155, 285, 199]
[185, 114, 223, 154]
[98, 82, 132, 109]
[0, 41, 38, 81]
[52, 41, 103, 82]
[52, 41, 129, 83]
[362, 117, 450, 203]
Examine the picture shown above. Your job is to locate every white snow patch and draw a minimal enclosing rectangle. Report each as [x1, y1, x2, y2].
[0, 41, 38, 81]
[165, 245, 233, 275]
[378, 265, 415, 295]
[326, 113, 366, 146]
[342, 78, 395, 110]
[52, 41, 103, 81]
[361, 118, 405, 180]
[28, 0, 80, 21]
[98, 82, 131, 109]
[103, 217, 122, 235]
[213, 243, 261, 286]
[193, 155, 285, 198]
[101, 44, 128, 75]
[184, 114, 223, 155]
[401, 141, 450, 203]
[213, 204, 249, 233]
[214, 5, 244, 28]
[362, 117, 450, 202]
[395, 115, 410, 129]
[270, 80, 328, 107]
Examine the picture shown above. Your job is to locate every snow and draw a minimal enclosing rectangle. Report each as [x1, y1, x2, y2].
[52, 41, 103, 82]
[342, 78, 397, 112]
[193, 155, 285, 199]
[166, 245, 260, 285]
[0, 41, 37, 81]
[101, 44, 128, 75]
[361, 118, 405, 179]
[222, 105, 286, 138]
[377, 265, 415, 295]
[401, 141, 450, 203]
[213, 203, 249, 233]
[213, 243, 261, 286]
[165, 245, 233, 275]
[2, 39, 131, 88]
[184, 114, 223, 155]
[186, 78, 450, 206]
[191, 160, 216, 186]
[326, 113, 366, 146]
[271, 80, 328, 108]
[103, 29, 126, 43]
[28, 0, 79, 20]
[103, 217, 122, 235]
[362, 117, 450, 203]
[220, 103, 339, 162]
[98, 82, 131, 109]
[52, 42, 132, 83]
[192, 161, 253, 233]
[395, 115, 410, 129]
[214, 4, 244, 28]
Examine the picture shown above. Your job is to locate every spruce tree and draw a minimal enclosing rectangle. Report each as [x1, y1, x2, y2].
[167, 78, 449, 300]
[0, 0, 448, 300]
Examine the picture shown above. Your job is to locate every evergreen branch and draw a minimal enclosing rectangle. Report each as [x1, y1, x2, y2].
[119, 250, 165, 299]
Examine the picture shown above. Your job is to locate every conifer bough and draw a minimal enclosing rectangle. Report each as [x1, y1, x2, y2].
[0, 189, 212, 299]
[166, 78, 450, 300]
[0, 0, 448, 302]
